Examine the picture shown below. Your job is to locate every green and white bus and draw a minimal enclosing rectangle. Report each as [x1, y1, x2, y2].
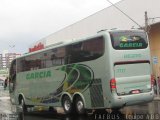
[9, 29, 154, 114]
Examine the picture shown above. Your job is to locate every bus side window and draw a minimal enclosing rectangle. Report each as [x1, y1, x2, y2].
[66, 37, 104, 64]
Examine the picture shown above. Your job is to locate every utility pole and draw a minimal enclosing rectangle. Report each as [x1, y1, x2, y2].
[144, 11, 149, 33]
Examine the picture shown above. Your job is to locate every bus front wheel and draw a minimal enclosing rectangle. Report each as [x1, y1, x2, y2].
[62, 95, 72, 114]
[20, 98, 27, 114]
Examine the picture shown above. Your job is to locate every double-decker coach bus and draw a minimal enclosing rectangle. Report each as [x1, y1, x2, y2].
[9, 29, 154, 114]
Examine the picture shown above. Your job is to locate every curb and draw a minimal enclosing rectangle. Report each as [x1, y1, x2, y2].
[153, 97, 160, 101]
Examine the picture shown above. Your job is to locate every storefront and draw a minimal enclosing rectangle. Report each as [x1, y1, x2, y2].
[149, 22, 160, 76]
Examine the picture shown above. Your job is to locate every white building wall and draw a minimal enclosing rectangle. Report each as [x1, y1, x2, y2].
[35, 0, 160, 47]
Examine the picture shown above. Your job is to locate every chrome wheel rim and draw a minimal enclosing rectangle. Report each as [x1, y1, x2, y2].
[77, 101, 83, 112]
[64, 100, 71, 111]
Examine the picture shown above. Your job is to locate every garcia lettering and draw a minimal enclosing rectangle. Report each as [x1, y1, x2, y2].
[119, 42, 142, 48]
[26, 70, 51, 80]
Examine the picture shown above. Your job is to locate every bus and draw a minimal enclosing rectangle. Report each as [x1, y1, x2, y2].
[9, 29, 154, 115]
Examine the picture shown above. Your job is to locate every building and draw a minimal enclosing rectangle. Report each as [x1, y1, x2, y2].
[0, 53, 21, 69]
[0, 52, 21, 78]
[29, 0, 160, 75]
[0, 54, 3, 69]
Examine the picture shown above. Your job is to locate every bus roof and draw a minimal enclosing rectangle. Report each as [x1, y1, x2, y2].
[16, 29, 145, 59]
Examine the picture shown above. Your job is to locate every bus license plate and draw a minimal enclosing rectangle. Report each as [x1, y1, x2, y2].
[131, 90, 140, 94]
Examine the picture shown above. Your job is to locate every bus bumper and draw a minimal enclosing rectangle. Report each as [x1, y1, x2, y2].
[109, 90, 154, 108]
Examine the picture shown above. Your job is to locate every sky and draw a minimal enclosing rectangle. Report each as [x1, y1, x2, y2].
[0, 0, 121, 54]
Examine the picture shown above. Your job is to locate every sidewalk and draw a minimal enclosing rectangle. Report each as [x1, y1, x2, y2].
[0, 89, 9, 97]
[0, 88, 13, 113]
[154, 95, 160, 101]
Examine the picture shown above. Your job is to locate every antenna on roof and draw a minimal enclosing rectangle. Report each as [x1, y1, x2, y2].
[97, 29, 108, 33]
[106, 0, 142, 29]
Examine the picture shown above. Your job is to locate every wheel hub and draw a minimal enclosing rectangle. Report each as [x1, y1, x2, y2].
[64, 100, 71, 111]
[77, 101, 83, 112]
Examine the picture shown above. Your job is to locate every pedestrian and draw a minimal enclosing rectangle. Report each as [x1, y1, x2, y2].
[157, 76, 160, 94]
[4, 77, 8, 90]
[154, 77, 157, 94]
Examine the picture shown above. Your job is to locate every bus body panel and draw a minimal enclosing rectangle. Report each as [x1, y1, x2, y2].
[106, 30, 154, 108]
[115, 63, 151, 95]
[16, 67, 65, 106]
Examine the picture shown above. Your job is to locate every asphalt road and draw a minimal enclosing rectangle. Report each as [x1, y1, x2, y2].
[0, 87, 160, 120]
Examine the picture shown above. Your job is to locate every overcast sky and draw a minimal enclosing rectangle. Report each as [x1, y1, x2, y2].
[0, 0, 121, 54]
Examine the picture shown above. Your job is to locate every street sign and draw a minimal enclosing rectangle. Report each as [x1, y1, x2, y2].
[153, 56, 158, 64]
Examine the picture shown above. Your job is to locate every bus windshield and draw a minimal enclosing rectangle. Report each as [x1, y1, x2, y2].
[110, 31, 148, 50]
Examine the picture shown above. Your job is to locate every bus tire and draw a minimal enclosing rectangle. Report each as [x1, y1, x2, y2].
[75, 96, 85, 115]
[17, 110, 24, 120]
[62, 95, 72, 114]
[20, 98, 27, 114]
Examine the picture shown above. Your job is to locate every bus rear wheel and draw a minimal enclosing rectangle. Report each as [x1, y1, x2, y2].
[75, 96, 85, 115]
[62, 95, 72, 114]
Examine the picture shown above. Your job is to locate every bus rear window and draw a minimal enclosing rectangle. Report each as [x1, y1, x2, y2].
[110, 31, 148, 50]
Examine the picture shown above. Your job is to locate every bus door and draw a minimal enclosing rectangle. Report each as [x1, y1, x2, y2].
[9, 59, 16, 104]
